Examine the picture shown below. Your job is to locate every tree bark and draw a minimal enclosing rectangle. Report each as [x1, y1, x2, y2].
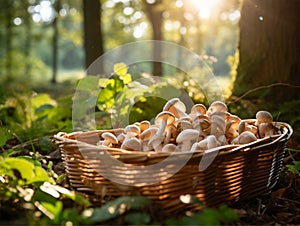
[231, 0, 300, 103]
[144, 0, 164, 76]
[24, 0, 32, 79]
[52, 0, 60, 84]
[83, 0, 104, 75]
[4, 1, 13, 80]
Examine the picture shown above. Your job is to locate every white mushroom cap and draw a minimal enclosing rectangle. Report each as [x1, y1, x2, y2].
[121, 137, 141, 151]
[255, 110, 273, 126]
[207, 101, 228, 115]
[258, 123, 277, 138]
[191, 138, 208, 152]
[176, 129, 199, 152]
[139, 120, 151, 132]
[232, 131, 257, 145]
[163, 98, 187, 118]
[161, 143, 180, 152]
[189, 103, 207, 120]
[177, 119, 193, 132]
[206, 135, 219, 149]
[140, 126, 158, 140]
[101, 132, 118, 146]
[124, 124, 140, 136]
[117, 133, 126, 143]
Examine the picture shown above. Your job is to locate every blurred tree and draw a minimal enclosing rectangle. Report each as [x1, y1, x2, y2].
[4, 1, 13, 80]
[23, 0, 33, 78]
[52, 0, 61, 83]
[143, 0, 164, 76]
[83, 0, 104, 74]
[231, 0, 300, 104]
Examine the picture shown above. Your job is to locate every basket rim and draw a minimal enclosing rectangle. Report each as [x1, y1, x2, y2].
[53, 121, 293, 158]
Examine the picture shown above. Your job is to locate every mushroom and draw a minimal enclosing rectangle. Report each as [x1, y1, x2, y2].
[176, 129, 199, 152]
[163, 123, 177, 145]
[207, 101, 228, 116]
[258, 123, 278, 138]
[140, 126, 158, 151]
[238, 120, 257, 135]
[161, 143, 180, 152]
[210, 115, 226, 138]
[147, 111, 175, 151]
[189, 103, 207, 120]
[154, 111, 175, 137]
[116, 133, 126, 144]
[192, 114, 210, 137]
[226, 114, 241, 130]
[190, 135, 219, 152]
[255, 110, 273, 126]
[124, 124, 140, 139]
[225, 121, 239, 142]
[255, 110, 276, 138]
[207, 135, 220, 149]
[121, 137, 141, 151]
[100, 132, 118, 147]
[163, 98, 188, 118]
[148, 135, 163, 152]
[139, 120, 151, 132]
[176, 118, 193, 133]
[232, 131, 257, 145]
[140, 126, 158, 140]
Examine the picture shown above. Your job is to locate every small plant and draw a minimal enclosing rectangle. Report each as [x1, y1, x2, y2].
[165, 195, 239, 226]
[286, 148, 300, 175]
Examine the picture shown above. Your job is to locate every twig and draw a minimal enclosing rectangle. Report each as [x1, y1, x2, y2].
[228, 82, 300, 106]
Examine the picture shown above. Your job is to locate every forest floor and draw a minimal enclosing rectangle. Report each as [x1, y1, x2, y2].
[2, 126, 298, 225]
[1, 77, 299, 225]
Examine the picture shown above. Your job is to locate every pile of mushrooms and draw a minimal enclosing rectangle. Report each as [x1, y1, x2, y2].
[96, 98, 281, 152]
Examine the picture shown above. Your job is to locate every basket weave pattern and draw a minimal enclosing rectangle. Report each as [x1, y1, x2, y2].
[54, 122, 292, 213]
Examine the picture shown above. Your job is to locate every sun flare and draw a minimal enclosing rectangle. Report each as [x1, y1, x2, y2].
[189, 0, 220, 19]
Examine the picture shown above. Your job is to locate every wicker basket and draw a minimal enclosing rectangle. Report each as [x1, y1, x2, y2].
[53, 121, 293, 213]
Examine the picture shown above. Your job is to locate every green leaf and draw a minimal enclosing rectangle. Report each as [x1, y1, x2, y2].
[0, 157, 35, 180]
[218, 204, 239, 223]
[124, 212, 151, 225]
[286, 161, 300, 174]
[31, 94, 56, 110]
[82, 196, 151, 223]
[0, 157, 50, 184]
[119, 73, 132, 84]
[0, 127, 12, 147]
[76, 76, 100, 92]
[39, 200, 63, 222]
[113, 62, 128, 76]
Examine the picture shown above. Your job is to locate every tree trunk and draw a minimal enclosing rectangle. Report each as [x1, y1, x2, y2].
[24, 0, 32, 79]
[51, 0, 60, 84]
[83, 0, 104, 75]
[144, 0, 163, 76]
[4, 1, 13, 80]
[231, 0, 300, 103]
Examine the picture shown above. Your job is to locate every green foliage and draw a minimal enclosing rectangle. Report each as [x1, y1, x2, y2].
[0, 149, 91, 225]
[0, 127, 13, 147]
[0, 91, 72, 141]
[81, 196, 151, 224]
[165, 197, 239, 226]
[286, 148, 300, 175]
